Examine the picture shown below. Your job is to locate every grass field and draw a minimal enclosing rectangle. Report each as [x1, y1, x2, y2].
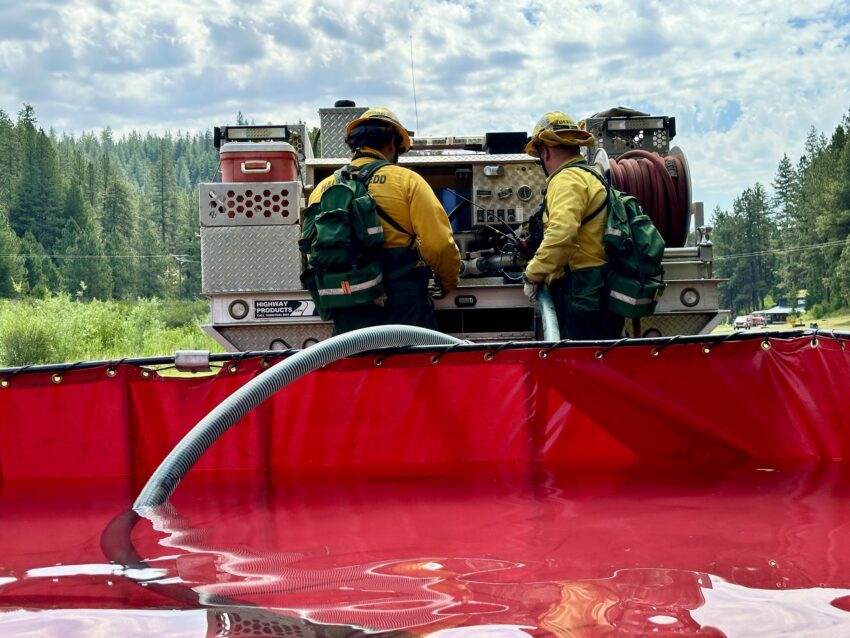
[0, 296, 224, 368]
[2, 295, 847, 367]
[712, 309, 850, 334]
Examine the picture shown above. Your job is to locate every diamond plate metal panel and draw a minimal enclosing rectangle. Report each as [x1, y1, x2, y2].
[285, 124, 311, 161]
[214, 323, 333, 351]
[201, 225, 303, 293]
[625, 313, 719, 338]
[200, 182, 300, 227]
[319, 106, 367, 158]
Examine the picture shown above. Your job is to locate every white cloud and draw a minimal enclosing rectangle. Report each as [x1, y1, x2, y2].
[1, 0, 849, 214]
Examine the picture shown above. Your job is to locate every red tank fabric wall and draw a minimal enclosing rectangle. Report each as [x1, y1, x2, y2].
[1, 335, 849, 482]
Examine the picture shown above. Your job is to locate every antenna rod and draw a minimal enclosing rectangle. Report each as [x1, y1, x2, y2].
[409, 34, 420, 134]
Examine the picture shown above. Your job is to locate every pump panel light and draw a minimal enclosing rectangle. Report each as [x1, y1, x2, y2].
[224, 126, 289, 142]
[228, 299, 249, 320]
[606, 118, 666, 131]
[680, 287, 701, 308]
[455, 295, 477, 307]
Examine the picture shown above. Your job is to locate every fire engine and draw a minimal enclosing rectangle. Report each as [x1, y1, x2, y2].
[199, 101, 725, 351]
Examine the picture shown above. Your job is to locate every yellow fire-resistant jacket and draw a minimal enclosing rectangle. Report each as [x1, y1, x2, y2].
[308, 148, 460, 291]
[524, 155, 608, 286]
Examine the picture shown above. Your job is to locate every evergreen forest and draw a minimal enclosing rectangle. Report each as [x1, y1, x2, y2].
[713, 112, 850, 318]
[0, 103, 849, 321]
[0, 104, 219, 301]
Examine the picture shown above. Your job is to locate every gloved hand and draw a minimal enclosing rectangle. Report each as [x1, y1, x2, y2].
[429, 282, 448, 299]
[523, 277, 540, 302]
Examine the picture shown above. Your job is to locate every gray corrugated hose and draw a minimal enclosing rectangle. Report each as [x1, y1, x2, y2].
[537, 288, 561, 341]
[133, 325, 463, 512]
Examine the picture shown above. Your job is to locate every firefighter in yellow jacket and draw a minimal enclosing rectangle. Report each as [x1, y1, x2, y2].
[308, 107, 460, 334]
[523, 112, 624, 340]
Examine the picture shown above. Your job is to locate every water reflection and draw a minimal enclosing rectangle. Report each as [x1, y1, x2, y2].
[2, 462, 850, 636]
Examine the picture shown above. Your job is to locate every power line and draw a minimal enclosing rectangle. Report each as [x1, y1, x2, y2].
[409, 34, 420, 135]
[0, 254, 198, 261]
[714, 239, 848, 261]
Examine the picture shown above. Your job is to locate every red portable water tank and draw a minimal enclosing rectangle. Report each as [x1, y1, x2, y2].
[220, 142, 299, 183]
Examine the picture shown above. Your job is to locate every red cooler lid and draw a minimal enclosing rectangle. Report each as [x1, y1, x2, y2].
[220, 141, 297, 155]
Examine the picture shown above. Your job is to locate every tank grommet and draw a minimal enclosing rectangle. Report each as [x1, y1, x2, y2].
[429, 355, 440, 365]
[594, 351, 604, 360]
[51, 374, 62, 384]
[702, 346, 711, 355]
[811, 338, 819, 349]
[374, 358, 382, 367]
[229, 365, 238, 373]
[107, 368, 117, 378]
[484, 352, 494, 362]
[141, 369, 151, 378]
[651, 348, 660, 358]
[0, 379, 8, 388]
[761, 340, 771, 351]
[538, 350, 548, 359]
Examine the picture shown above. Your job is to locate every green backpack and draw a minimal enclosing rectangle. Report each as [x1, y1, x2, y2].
[299, 160, 411, 318]
[572, 164, 666, 318]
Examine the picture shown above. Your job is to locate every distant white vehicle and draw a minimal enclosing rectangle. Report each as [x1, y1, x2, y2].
[734, 316, 750, 330]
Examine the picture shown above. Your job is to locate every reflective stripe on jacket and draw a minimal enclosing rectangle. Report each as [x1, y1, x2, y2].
[524, 155, 607, 285]
[308, 148, 461, 291]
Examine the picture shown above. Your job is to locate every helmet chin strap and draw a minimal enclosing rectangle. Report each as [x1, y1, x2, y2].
[390, 135, 402, 163]
[538, 146, 550, 177]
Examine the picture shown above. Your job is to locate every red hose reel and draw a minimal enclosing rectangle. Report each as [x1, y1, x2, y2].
[606, 147, 693, 248]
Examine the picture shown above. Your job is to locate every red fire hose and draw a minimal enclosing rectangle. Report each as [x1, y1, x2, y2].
[609, 149, 691, 247]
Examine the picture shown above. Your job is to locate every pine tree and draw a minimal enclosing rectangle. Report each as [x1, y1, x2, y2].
[101, 176, 138, 298]
[135, 219, 170, 298]
[0, 109, 20, 215]
[0, 214, 25, 297]
[85, 161, 98, 207]
[61, 181, 87, 228]
[146, 140, 179, 245]
[57, 217, 113, 300]
[835, 238, 850, 307]
[792, 129, 833, 306]
[172, 189, 201, 298]
[9, 125, 64, 249]
[738, 184, 777, 310]
[714, 207, 749, 315]
[714, 185, 777, 316]
[19, 232, 61, 297]
[770, 155, 803, 303]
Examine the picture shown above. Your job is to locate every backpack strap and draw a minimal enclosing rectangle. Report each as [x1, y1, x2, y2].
[581, 196, 608, 227]
[542, 161, 609, 227]
[351, 160, 418, 250]
[566, 162, 610, 227]
[351, 159, 389, 183]
[376, 208, 417, 249]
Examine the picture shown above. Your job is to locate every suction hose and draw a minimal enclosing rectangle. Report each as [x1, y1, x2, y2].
[133, 325, 463, 512]
[538, 288, 560, 341]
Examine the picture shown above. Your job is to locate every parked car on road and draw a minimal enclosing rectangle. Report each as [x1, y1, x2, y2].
[734, 316, 750, 330]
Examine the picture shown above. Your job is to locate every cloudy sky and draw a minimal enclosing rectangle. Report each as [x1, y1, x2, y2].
[1, 0, 849, 214]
